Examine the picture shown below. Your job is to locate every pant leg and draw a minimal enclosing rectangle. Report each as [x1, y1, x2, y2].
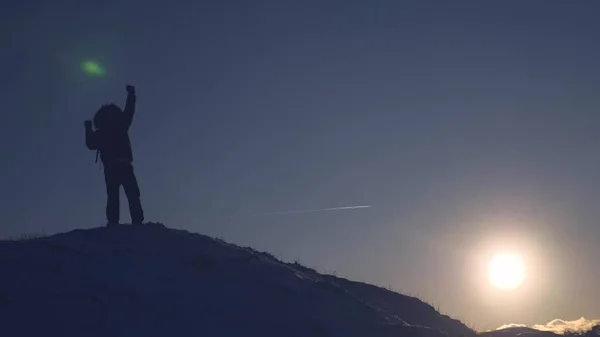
[103, 164, 121, 224]
[121, 164, 144, 223]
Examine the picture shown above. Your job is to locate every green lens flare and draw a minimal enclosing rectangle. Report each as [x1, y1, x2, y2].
[81, 61, 106, 76]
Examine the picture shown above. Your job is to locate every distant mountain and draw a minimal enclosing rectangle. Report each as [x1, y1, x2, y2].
[481, 326, 560, 337]
[482, 324, 600, 337]
[0, 223, 477, 337]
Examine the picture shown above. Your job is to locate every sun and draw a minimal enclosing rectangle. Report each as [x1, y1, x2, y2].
[488, 253, 526, 290]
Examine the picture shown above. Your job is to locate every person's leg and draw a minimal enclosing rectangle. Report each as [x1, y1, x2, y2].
[103, 164, 121, 226]
[122, 164, 144, 224]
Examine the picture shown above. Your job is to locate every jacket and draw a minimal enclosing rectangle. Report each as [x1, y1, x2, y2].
[85, 92, 136, 164]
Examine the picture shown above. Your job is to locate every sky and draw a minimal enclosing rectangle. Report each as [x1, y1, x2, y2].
[2, 0, 600, 331]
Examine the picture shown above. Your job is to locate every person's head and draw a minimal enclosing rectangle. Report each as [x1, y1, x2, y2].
[93, 104, 122, 130]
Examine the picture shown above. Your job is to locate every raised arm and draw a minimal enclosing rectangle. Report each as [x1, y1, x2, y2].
[123, 84, 136, 130]
[84, 120, 97, 150]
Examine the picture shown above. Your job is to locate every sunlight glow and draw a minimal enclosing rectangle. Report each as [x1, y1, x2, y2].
[488, 253, 526, 290]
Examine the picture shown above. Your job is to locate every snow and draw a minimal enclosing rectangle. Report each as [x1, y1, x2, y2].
[0, 223, 476, 337]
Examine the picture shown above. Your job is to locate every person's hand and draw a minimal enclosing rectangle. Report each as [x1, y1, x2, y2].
[126, 85, 136, 94]
[84, 120, 92, 128]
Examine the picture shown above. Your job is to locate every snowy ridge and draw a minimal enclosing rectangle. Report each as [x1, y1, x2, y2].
[0, 223, 476, 337]
[482, 327, 561, 337]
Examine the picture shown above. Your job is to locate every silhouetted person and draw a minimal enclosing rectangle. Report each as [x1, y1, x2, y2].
[84, 85, 144, 226]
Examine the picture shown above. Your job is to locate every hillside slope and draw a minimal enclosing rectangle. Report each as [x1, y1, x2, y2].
[0, 223, 476, 337]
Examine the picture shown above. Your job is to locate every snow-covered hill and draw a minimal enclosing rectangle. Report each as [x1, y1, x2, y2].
[481, 327, 560, 337]
[0, 223, 476, 337]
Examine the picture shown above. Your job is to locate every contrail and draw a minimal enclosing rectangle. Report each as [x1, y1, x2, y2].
[248, 205, 371, 217]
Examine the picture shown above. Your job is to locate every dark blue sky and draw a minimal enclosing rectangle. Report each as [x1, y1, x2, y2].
[2, 0, 600, 330]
